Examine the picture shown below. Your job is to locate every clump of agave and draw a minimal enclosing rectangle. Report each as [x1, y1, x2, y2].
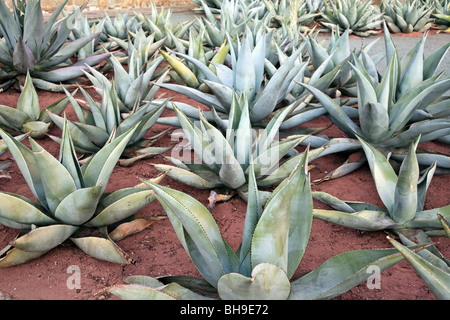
[298, 24, 450, 178]
[0, 72, 69, 139]
[47, 84, 170, 166]
[319, 0, 383, 36]
[102, 11, 140, 41]
[153, 95, 318, 194]
[381, 0, 434, 33]
[106, 151, 428, 300]
[313, 136, 449, 260]
[134, 3, 194, 52]
[64, 10, 107, 60]
[0, 0, 110, 92]
[431, 0, 450, 32]
[264, 0, 320, 32]
[157, 32, 306, 126]
[84, 29, 166, 112]
[0, 122, 165, 267]
[194, 0, 256, 48]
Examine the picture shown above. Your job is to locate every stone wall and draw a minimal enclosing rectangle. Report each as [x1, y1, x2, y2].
[3, 0, 194, 12]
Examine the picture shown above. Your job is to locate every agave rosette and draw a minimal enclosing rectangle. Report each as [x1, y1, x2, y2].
[102, 11, 140, 41]
[152, 93, 326, 193]
[107, 150, 427, 300]
[0, 122, 164, 267]
[83, 36, 165, 113]
[313, 136, 450, 234]
[65, 11, 107, 60]
[319, 0, 383, 36]
[195, 0, 255, 48]
[0, 72, 69, 139]
[134, 3, 194, 52]
[47, 84, 170, 166]
[381, 0, 434, 33]
[0, 0, 110, 92]
[298, 24, 450, 178]
[264, 0, 320, 31]
[157, 32, 306, 126]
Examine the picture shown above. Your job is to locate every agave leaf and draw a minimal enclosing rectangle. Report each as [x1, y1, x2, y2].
[313, 209, 397, 231]
[357, 136, 397, 213]
[0, 104, 29, 130]
[289, 246, 425, 300]
[29, 138, 77, 214]
[53, 185, 103, 225]
[109, 216, 166, 242]
[0, 129, 47, 206]
[13, 36, 35, 73]
[0, 192, 55, 225]
[388, 237, 450, 300]
[218, 263, 291, 300]
[251, 150, 312, 277]
[143, 181, 238, 287]
[250, 45, 304, 122]
[17, 72, 40, 120]
[37, 33, 102, 70]
[299, 83, 361, 138]
[438, 214, 450, 239]
[397, 34, 425, 98]
[108, 284, 176, 300]
[396, 229, 450, 273]
[152, 164, 223, 189]
[239, 163, 262, 275]
[47, 112, 100, 153]
[391, 138, 420, 224]
[71, 236, 134, 264]
[156, 82, 222, 110]
[85, 188, 156, 228]
[12, 224, 78, 252]
[0, 245, 48, 268]
[403, 205, 450, 229]
[82, 124, 138, 192]
[160, 50, 200, 88]
[423, 42, 450, 80]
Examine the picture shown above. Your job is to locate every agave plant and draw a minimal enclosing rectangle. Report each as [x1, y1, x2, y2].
[431, 0, 450, 31]
[83, 38, 165, 113]
[313, 136, 450, 232]
[0, 122, 165, 267]
[153, 95, 317, 193]
[298, 31, 450, 175]
[195, 0, 256, 48]
[47, 85, 170, 166]
[64, 11, 107, 60]
[264, 0, 320, 31]
[106, 150, 427, 300]
[0, 0, 110, 92]
[134, 3, 194, 52]
[381, 0, 434, 33]
[299, 28, 381, 89]
[0, 72, 69, 139]
[319, 0, 383, 36]
[387, 217, 450, 300]
[102, 11, 140, 40]
[157, 32, 306, 125]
